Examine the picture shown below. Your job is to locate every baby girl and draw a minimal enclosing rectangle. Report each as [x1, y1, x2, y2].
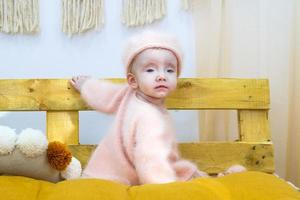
[70, 31, 245, 185]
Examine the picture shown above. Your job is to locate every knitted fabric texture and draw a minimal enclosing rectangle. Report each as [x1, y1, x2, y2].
[122, 30, 183, 76]
[80, 79, 201, 185]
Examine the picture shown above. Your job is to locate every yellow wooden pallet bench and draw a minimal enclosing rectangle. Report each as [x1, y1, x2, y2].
[0, 78, 299, 200]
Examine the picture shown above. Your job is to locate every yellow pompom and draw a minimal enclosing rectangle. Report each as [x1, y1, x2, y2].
[47, 141, 72, 171]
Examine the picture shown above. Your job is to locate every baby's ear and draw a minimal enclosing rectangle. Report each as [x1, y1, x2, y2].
[127, 73, 138, 89]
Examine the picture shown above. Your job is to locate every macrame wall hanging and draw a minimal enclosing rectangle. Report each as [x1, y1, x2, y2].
[62, 0, 104, 36]
[0, 0, 39, 34]
[122, 0, 166, 27]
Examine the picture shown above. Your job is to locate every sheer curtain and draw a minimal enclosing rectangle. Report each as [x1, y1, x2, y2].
[189, 0, 300, 186]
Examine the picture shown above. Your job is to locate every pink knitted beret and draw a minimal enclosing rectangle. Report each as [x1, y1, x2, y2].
[122, 30, 183, 76]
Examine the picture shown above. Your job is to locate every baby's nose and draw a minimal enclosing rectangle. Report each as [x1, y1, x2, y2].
[156, 74, 166, 81]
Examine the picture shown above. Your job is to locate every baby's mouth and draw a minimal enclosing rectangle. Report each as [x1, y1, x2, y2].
[155, 85, 168, 89]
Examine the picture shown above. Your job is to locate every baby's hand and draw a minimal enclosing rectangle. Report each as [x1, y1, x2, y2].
[193, 170, 210, 178]
[217, 164, 247, 177]
[70, 75, 90, 91]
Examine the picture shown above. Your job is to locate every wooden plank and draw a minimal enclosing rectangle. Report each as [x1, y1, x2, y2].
[238, 110, 270, 142]
[0, 79, 87, 111]
[0, 78, 269, 110]
[68, 142, 274, 174]
[167, 78, 270, 110]
[47, 111, 79, 145]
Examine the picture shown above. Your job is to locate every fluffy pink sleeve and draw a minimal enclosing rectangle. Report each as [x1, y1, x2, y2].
[80, 78, 128, 114]
[133, 112, 177, 184]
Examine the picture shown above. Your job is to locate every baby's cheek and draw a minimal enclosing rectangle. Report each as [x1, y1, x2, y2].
[139, 82, 153, 94]
[170, 80, 178, 91]
[141, 77, 155, 88]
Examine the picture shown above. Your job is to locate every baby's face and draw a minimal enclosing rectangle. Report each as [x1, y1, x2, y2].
[128, 48, 178, 99]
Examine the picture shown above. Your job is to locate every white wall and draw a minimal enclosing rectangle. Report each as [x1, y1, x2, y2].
[0, 0, 199, 144]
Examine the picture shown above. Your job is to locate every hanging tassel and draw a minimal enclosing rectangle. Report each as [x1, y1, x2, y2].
[62, 0, 104, 36]
[122, 0, 166, 27]
[0, 0, 39, 34]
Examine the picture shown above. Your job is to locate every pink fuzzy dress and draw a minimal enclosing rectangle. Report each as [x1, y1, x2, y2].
[80, 78, 205, 185]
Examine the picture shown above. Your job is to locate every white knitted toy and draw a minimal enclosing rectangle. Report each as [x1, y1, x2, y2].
[0, 126, 82, 182]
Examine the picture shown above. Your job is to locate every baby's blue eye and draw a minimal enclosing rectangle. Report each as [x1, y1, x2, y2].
[146, 69, 154, 72]
[167, 69, 175, 73]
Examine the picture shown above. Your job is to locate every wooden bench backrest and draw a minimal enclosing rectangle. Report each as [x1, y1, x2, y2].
[0, 78, 273, 174]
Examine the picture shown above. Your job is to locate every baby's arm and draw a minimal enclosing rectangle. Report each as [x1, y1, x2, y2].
[133, 114, 177, 184]
[70, 76, 127, 114]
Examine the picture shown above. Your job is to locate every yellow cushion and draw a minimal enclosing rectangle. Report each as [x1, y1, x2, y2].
[1, 172, 299, 200]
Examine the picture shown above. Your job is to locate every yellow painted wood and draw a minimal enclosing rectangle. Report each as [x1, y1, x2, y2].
[0, 78, 274, 174]
[0, 78, 269, 110]
[0, 79, 87, 111]
[238, 110, 270, 142]
[47, 111, 79, 145]
[167, 78, 270, 110]
[68, 145, 96, 168]
[68, 142, 274, 174]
